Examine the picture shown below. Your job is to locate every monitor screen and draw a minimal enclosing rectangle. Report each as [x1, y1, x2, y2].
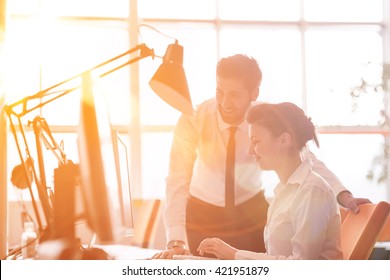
[77, 72, 131, 243]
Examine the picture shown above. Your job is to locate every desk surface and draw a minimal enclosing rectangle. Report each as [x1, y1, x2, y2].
[95, 244, 159, 260]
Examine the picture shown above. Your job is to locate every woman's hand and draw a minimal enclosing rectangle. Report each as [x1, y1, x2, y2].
[197, 238, 238, 260]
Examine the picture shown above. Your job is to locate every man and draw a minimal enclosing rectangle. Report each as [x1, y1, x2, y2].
[153, 54, 369, 259]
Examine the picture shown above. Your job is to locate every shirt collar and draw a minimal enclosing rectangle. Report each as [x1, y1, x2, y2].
[274, 159, 312, 196]
[286, 159, 312, 186]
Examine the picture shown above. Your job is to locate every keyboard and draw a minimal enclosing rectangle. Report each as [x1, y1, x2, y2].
[173, 255, 217, 260]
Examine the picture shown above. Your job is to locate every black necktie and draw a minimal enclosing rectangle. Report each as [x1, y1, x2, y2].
[225, 126, 237, 210]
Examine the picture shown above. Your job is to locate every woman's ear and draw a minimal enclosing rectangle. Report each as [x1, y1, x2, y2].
[280, 132, 292, 149]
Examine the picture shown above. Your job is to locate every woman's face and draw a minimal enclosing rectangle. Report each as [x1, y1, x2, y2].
[248, 123, 283, 170]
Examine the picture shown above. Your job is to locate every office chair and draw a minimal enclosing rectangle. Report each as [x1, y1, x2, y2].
[377, 215, 390, 242]
[340, 201, 390, 260]
[131, 199, 163, 248]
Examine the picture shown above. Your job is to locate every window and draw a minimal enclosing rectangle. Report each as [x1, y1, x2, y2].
[4, 0, 390, 203]
[220, 27, 303, 106]
[138, 0, 216, 20]
[219, 0, 300, 21]
[305, 29, 383, 126]
[304, 0, 383, 22]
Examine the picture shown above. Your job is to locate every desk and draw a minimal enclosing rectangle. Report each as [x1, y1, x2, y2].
[7, 244, 159, 260]
[34, 239, 160, 260]
[95, 244, 159, 260]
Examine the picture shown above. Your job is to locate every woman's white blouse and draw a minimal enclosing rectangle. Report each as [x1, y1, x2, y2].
[235, 160, 343, 260]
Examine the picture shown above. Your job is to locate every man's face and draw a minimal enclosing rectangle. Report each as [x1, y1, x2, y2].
[216, 77, 258, 125]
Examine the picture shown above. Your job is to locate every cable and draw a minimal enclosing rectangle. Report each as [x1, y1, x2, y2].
[137, 24, 177, 41]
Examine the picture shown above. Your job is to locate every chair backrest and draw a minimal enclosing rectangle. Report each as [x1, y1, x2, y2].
[131, 199, 163, 249]
[377, 215, 390, 242]
[339, 207, 349, 224]
[341, 201, 390, 260]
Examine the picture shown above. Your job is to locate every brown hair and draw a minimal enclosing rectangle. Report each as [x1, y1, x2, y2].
[246, 102, 319, 149]
[216, 54, 262, 92]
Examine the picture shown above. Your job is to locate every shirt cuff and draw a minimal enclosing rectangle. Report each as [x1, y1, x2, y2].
[166, 224, 187, 245]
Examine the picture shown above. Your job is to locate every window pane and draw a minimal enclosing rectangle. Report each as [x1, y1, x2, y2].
[100, 69, 131, 126]
[8, 0, 129, 17]
[139, 23, 217, 125]
[220, 0, 300, 21]
[4, 19, 41, 102]
[309, 134, 388, 203]
[41, 76, 128, 127]
[7, 0, 40, 15]
[138, 0, 216, 19]
[305, 30, 383, 126]
[42, 0, 129, 17]
[141, 132, 173, 199]
[220, 27, 302, 106]
[6, 18, 130, 125]
[262, 134, 389, 202]
[42, 88, 81, 126]
[37, 22, 130, 125]
[39, 22, 129, 87]
[304, 0, 383, 22]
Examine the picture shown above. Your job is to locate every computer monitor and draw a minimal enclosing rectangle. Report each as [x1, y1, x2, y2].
[77, 72, 133, 243]
[111, 129, 135, 237]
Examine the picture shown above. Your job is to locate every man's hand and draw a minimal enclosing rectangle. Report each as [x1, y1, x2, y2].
[152, 247, 190, 259]
[337, 191, 371, 213]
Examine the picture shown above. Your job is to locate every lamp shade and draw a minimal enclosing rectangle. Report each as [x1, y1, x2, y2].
[149, 41, 193, 115]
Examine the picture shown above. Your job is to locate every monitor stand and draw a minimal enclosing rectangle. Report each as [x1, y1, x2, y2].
[37, 162, 110, 260]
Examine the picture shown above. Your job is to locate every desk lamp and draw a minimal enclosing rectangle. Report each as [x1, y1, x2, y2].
[4, 27, 193, 243]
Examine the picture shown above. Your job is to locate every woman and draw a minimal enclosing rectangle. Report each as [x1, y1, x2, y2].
[197, 102, 343, 260]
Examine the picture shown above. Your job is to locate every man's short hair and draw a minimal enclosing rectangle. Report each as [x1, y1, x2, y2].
[216, 54, 262, 91]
